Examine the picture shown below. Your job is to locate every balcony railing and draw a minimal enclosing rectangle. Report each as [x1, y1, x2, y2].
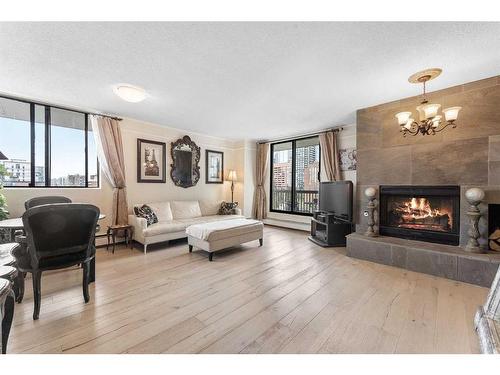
[271, 189, 319, 214]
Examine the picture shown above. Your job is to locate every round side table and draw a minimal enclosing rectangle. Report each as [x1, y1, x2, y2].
[106, 224, 134, 254]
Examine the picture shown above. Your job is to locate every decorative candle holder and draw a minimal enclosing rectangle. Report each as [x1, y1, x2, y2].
[465, 187, 485, 253]
[364, 187, 378, 237]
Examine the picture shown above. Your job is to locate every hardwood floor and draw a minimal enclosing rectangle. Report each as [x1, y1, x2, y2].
[8, 226, 486, 354]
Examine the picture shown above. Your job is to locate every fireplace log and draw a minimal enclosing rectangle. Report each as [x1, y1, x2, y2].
[490, 229, 500, 252]
[398, 213, 450, 225]
[490, 228, 500, 241]
[491, 240, 500, 252]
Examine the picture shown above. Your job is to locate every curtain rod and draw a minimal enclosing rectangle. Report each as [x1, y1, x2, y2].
[0, 93, 123, 121]
[258, 126, 344, 144]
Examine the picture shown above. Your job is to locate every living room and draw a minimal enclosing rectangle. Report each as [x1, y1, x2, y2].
[0, 2, 500, 374]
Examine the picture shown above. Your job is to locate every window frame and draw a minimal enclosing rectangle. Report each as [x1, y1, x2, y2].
[0, 94, 99, 188]
[269, 135, 321, 217]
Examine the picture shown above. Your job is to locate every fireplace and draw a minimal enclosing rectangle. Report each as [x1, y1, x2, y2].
[379, 186, 460, 246]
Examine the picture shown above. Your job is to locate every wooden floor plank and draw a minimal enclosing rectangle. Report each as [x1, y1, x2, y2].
[7, 226, 487, 354]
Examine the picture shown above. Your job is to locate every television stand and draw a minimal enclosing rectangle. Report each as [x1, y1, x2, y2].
[308, 211, 353, 247]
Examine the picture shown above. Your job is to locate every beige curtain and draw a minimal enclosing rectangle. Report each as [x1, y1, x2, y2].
[319, 130, 341, 182]
[253, 142, 269, 220]
[90, 116, 128, 225]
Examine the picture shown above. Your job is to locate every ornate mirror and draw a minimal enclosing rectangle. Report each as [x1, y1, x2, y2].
[170, 135, 201, 188]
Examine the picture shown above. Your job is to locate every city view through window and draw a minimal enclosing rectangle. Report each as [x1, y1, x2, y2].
[271, 136, 320, 215]
[0, 97, 98, 187]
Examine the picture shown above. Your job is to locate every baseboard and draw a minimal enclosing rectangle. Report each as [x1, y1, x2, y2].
[263, 218, 309, 232]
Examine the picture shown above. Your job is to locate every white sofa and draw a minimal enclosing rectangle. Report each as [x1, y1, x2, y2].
[128, 200, 244, 253]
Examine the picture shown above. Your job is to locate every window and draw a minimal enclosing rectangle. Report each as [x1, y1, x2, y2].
[50, 108, 86, 186]
[270, 136, 320, 215]
[0, 96, 98, 188]
[0, 98, 31, 187]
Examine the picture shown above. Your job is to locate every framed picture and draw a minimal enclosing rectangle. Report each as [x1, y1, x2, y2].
[137, 138, 166, 183]
[205, 150, 224, 184]
[339, 147, 357, 171]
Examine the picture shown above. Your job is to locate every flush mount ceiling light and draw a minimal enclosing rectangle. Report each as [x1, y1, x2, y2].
[395, 68, 462, 137]
[113, 84, 147, 103]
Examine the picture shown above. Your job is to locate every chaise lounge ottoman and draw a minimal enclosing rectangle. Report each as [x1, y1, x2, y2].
[186, 218, 264, 261]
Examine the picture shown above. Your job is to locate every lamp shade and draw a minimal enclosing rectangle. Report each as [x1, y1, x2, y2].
[395, 111, 412, 126]
[443, 106, 462, 122]
[416, 103, 441, 120]
[431, 115, 442, 128]
[228, 170, 237, 181]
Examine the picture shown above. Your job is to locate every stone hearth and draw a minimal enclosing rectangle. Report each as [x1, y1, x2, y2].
[347, 233, 500, 287]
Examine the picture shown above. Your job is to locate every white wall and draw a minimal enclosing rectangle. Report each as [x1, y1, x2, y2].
[2, 119, 356, 233]
[2, 117, 245, 231]
[120, 118, 237, 208]
[264, 124, 357, 231]
[232, 140, 257, 218]
[2, 182, 115, 230]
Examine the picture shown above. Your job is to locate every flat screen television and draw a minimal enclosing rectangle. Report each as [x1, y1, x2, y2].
[319, 181, 353, 222]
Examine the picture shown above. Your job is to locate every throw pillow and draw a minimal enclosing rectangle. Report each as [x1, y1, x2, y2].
[134, 204, 158, 226]
[218, 201, 238, 215]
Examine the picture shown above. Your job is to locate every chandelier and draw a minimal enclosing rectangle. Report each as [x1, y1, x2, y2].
[395, 68, 462, 137]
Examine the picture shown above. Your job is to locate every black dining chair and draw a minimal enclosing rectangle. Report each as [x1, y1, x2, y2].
[24, 196, 72, 210]
[12, 203, 99, 320]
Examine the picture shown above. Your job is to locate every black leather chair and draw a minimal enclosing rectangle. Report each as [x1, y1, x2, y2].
[12, 203, 99, 320]
[24, 196, 72, 210]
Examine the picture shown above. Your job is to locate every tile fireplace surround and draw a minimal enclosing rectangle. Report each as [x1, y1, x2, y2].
[348, 75, 500, 286]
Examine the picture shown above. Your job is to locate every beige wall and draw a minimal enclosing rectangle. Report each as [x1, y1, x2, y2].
[3, 117, 247, 231]
[231, 140, 257, 218]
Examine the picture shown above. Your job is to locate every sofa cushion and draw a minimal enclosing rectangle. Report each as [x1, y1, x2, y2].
[177, 214, 245, 226]
[199, 200, 222, 216]
[134, 205, 158, 226]
[143, 221, 187, 237]
[170, 201, 202, 220]
[201, 214, 245, 222]
[218, 201, 239, 215]
[176, 217, 211, 225]
[146, 202, 173, 222]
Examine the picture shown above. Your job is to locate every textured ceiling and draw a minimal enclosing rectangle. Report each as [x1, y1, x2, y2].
[0, 22, 499, 140]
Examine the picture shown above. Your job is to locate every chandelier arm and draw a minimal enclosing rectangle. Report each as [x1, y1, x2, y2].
[406, 122, 421, 136]
[433, 121, 454, 133]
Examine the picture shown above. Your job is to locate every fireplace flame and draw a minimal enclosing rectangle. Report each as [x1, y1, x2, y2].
[398, 197, 452, 230]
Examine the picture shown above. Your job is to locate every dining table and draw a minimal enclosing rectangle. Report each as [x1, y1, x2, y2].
[0, 213, 106, 284]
